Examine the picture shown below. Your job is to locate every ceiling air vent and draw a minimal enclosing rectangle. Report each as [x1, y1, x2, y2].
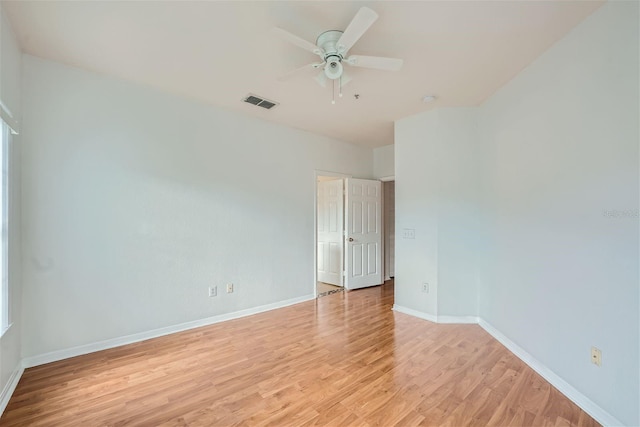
[243, 94, 279, 110]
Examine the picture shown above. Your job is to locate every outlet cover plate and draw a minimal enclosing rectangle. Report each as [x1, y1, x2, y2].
[591, 347, 602, 366]
[403, 228, 416, 239]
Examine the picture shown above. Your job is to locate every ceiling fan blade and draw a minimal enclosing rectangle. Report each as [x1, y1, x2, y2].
[278, 62, 325, 81]
[340, 71, 352, 87]
[346, 55, 403, 71]
[336, 7, 378, 54]
[314, 71, 328, 88]
[272, 27, 324, 56]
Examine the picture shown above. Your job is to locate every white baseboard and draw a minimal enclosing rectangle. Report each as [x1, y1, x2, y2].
[478, 319, 623, 427]
[22, 293, 315, 369]
[392, 304, 438, 323]
[393, 306, 623, 427]
[392, 305, 478, 325]
[0, 363, 24, 416]
[436, 315, 479, 324]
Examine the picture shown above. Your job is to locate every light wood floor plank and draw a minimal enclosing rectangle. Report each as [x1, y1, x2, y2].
[1, 281, 599, 426]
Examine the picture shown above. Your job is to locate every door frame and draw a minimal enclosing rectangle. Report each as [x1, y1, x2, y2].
[380, 177, 395, 281]
[314, 170, 351, 297]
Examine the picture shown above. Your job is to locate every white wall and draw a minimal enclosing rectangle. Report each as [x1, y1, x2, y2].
[394, 111, 440, 316]
[394, 108, 480, 319]
[20, 55, 373, 359]
[478, 2, 638, 425]
[395, 2, 638, 425]
[373, 144, 394, 179]
[435, 108, 479, 318]
[0, 4, 22, 410]
[0, 7, 20, 122]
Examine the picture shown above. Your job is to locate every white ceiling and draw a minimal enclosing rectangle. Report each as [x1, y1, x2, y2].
[3, 1, 603, 148]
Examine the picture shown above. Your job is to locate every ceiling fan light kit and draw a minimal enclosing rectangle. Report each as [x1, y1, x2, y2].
[275, 7, 404, 104]
[324, 56, 343, 80]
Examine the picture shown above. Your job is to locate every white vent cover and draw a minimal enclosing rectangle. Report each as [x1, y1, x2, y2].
[243, 94, 279, 110]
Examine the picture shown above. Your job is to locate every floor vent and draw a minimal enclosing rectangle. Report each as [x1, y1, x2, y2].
[243, 94, 279, 110]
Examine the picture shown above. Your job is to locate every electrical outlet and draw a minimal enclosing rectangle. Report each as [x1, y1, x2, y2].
[209, 286, 217, 297]
[591, 347, 602, 366]
[226, 283, 234, 293]
[422, 283, 429, 293]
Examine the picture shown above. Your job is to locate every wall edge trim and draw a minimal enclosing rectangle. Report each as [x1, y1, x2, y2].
[436, 315, 479, 324]
[392, 304, 438, 322]
[0, 363, 24, 416]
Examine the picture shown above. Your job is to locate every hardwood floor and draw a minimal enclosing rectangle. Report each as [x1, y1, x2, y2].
[1, 282, 599, 426]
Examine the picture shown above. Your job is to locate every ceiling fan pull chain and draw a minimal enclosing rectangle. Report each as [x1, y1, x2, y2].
[339, 76, 343, 98]
[332, 79, 336, 105]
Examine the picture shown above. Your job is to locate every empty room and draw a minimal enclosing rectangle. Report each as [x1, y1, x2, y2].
[0, 1, 638, 426]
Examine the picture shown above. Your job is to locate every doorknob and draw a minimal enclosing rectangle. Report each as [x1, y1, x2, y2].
[348, 237, 354, 242]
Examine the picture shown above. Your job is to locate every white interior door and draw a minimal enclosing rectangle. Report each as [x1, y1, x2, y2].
[317, 179, 344, 286]
[345, 178, 382, 290]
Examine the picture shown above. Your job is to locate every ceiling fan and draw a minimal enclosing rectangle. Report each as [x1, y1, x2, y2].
[274, 7, 403, 103]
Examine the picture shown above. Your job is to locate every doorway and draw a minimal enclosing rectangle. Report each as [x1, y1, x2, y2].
[315, 174, 387, 297]
[317, 175, 345, 297]
[382, 180, 395, 281]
